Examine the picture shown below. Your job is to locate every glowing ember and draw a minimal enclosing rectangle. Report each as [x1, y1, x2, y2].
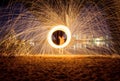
[47, 25, 71, 48]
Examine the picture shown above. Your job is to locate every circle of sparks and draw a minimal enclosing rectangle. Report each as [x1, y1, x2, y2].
[47, 25, 71, 48]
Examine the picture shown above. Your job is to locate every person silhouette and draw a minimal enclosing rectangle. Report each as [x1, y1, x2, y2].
[59, 36, 65, 45]
[58, 35, 65, 54]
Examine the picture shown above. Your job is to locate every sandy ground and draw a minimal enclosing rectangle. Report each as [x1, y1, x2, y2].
[0, 55, 120, 81]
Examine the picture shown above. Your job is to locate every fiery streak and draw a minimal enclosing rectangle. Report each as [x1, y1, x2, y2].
[0, 0, 120, 55]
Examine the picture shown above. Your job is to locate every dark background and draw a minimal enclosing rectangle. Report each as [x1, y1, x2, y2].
[0, 0, 10, 7]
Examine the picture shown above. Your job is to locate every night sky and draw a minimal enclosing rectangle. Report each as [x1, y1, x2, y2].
[0, 0, 10, 7]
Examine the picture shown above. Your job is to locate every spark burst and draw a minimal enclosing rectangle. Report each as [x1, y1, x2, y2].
[0, 0, 120, 55]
